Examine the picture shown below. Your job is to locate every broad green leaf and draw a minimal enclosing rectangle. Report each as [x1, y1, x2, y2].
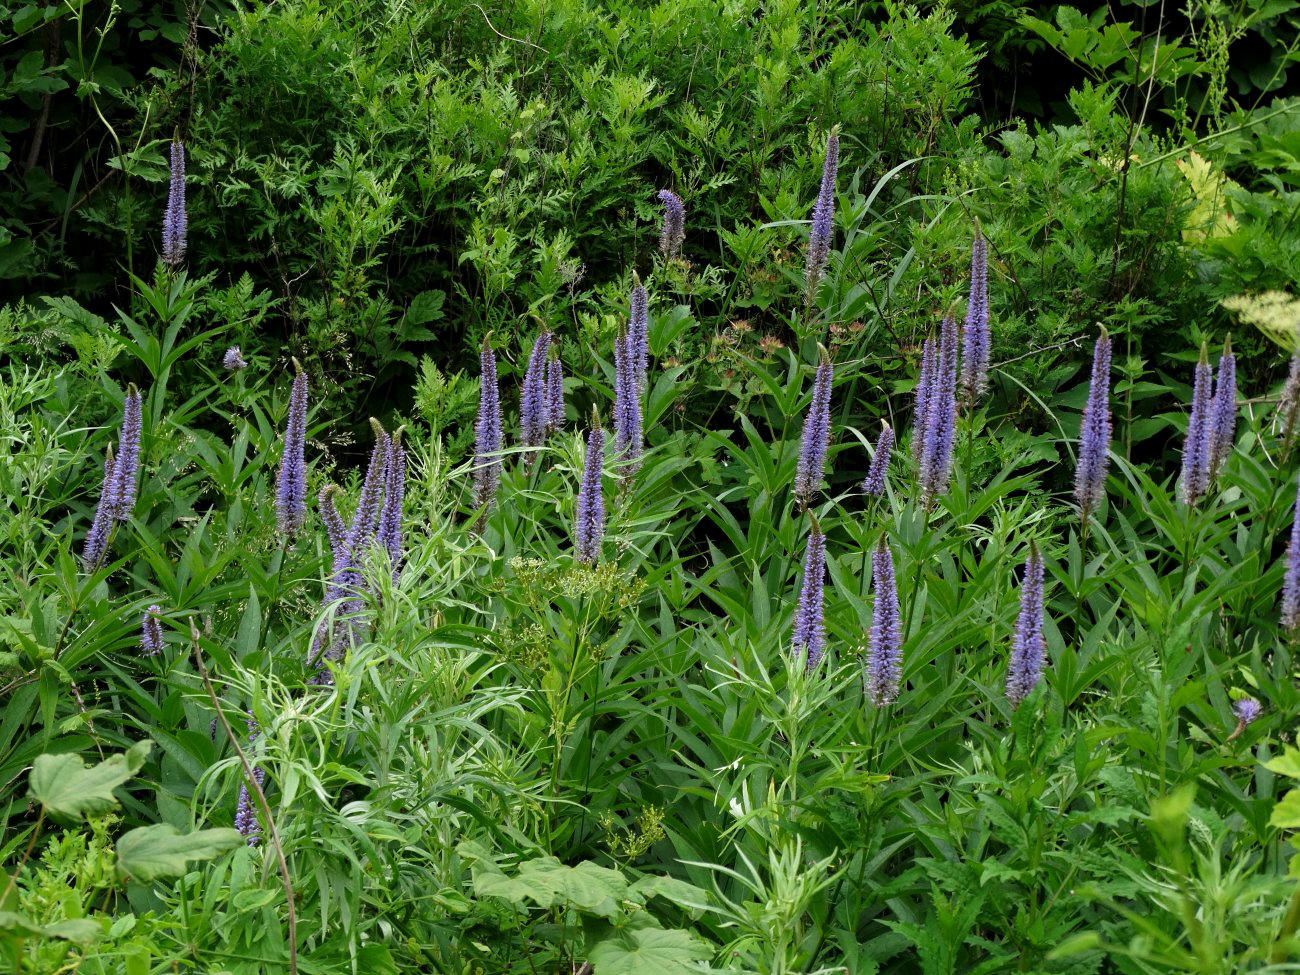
[1264, 746, 1300, 780]
[28, 741, 151, 819]
[1269, 789, 1300, 830]
[116, 825, 244, 882]
[0, 912, 104, 945]
[587, 926, 711, 974]
[473, 857, 629, 919]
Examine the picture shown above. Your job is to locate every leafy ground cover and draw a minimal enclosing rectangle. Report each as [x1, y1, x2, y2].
[2, 1, 1300, 973]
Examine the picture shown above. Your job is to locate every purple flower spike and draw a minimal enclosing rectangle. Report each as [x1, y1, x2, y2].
[1074, 328, 1112, 525]
[657, 189, 685, 259]
[1233, 697, 1262, 726]
[794, 345, 833, 506]
[141, 605, 164, 656]
[791, 518, 827, 670]
[223, 346, 247, 371]
[319, 485, 347, 567]
[911, 338, 937, 460]
[628, 277, 649, 393]
[574, 414, 606, 565]
[919, 317, 958, 505]
[81, 446, 115, 571]
[1281, 474, 1300, 632]
[1180, 344, 1213, 506]
[804, 130, 839, 303]
[866, 538, 901, 706]
[1279, 355, 1300, 436]
[520, 331, 552, 451]
[545, 345, 564, 433]
[233, 717, 264, 846]
[613, 325, 644, 475]
[862, 424, 894, 497]
[376, 429, 405, 579]
[959, 226, 990, 406]
[347, 419, 390, 553]
[275, 362, 308, 536]
[1207, 338, 1237, 481]
[111, 385, 143, 521]
[1006, 543, 1047, 707]
[474, 336, 503, 514]
[162, 139, 187, 268]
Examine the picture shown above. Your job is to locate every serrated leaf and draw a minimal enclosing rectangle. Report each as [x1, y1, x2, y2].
[116, 825, 243, 882]
[1269, 789, 1300, 830]
[28, 741, 151, 819]
[1264, 746, 1300, 780]
[587, 926, 711, 974]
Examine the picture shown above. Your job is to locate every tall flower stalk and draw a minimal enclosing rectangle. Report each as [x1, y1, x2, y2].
[612, 324, 644, 476]
[141, 605, 164, 656]
[1006, 543, 1047, 707]
[791, 518, 827, 669]
[804, 130, 839, 306]
[162, 139, 187, 268]
[866, 538, 901, 706]
[959, 226, 990, 406]
[82, 384, 144, 570]
[861, 424, 894, 498]
[911, 338, 937, 460]
[628, 276, 649, 393]
[275, 360, 308, 536]
[1207, 337, 1237, 482]
[473, 337, 503, 517]
[794, 345, 833, 507]
[233, 716, 264, 846]
[545, 344, 564, 433]
[520, 331, 552, 452]
[376, 428, 405, 579]
[574, 412, 606, 565]
[919, 317, 958, 506]
[1074, 328, 1112, 527]
[657, 189, 685, 260]
[1179, 343, 1213, 506]
[1281, 473, 1300, 634]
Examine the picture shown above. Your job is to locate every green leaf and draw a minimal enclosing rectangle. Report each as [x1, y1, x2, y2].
[116, 825, 244, 882]
[587, 926, 711, 974]
[1265, 746, 1300, 780]
[0, 912, 104, 945]
[1270, 789, 1300, 830]
[472, 857, 630, 919]
[28, 741, 151, 819]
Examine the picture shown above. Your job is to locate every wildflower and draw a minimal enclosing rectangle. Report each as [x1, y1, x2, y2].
[1179, 344, 1213, 506]
[1281, 474, 1300, 632]
[804, 130, 839, 302]
[959, 226, 990, 405]
[613, 325, 644, 475]
[111, 385, 143, 520]
[791, 518, 827, 669]
[1233, 696, 1262, 726]
[919, 317, 958, 504]
[911, 338, 937, 460]
[233, 717, 264, 846]
[520, 331, 552, 451]
[223, 346, 248, 371]
[473, 337, 503, 514]
[346, 419, 390, 553]
[1006, 543, 1047, 707]
[628, 276, 649, 393]
[376, 429, 405, 578]
[1207, 338, 1237, 481]
[81, 446, 115, 571]
[162, 139, 187, 268]
[861, 424, 894, 497]
[1074, 328, 1112, 525]
[545, 344, 564, 433]
[318, 484, 347, 566]
[793, 345, 833, 506]
[574, 413, 606, 565]
[141, 605, 164, 656]
[657, 189, 685, 259]
[274, 361, 308, 536]
[866, 538, 901, 706]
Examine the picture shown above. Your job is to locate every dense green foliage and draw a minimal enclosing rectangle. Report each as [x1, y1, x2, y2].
[3, 0, 1300, 972]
